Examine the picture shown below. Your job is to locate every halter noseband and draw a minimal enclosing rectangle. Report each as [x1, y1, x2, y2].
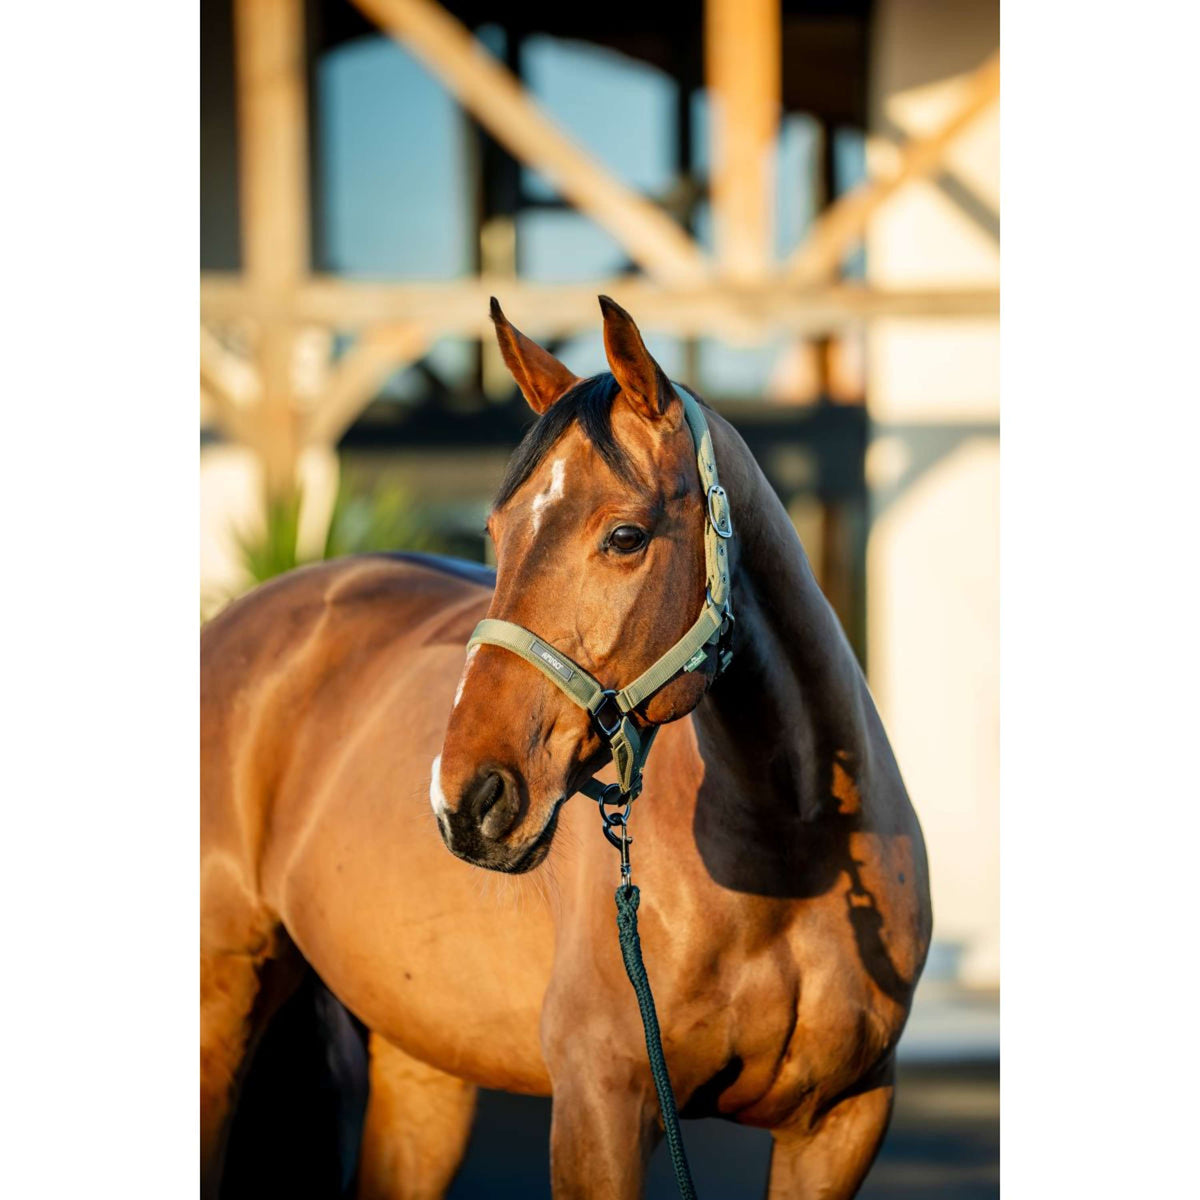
[466, 386, 735, 811]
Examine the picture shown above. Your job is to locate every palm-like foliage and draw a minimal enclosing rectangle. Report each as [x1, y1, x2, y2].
[234, 477, 453, 589]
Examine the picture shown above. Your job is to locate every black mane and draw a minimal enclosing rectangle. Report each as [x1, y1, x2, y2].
[493, 373, 634, 509]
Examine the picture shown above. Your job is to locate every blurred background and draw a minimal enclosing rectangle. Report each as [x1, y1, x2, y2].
[201, 0, 998, 1193]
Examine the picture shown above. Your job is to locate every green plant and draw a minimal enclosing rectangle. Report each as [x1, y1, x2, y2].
[235, 493, 305, 585]
[322, 481, 444, 561]
[234, 477, 452, 590]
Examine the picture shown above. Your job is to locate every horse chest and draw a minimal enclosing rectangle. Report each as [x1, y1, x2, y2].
[654, 897, 902, 1126]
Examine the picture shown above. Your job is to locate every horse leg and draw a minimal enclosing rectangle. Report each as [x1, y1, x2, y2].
[200, 923, 302, 1196]
[546, 1053, 659, 1199]
[766, 1078, 894, 1199]
[356, 1034, 477, 1200]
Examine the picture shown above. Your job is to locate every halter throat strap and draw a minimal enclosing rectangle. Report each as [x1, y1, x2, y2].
[466, 386, 734, 801]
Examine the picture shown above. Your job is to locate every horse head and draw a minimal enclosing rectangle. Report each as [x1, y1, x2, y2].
[431, 297, 720, 872]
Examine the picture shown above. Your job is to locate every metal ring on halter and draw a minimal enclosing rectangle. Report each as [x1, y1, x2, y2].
[594, 780, 623, 806]
[705, 586, 732, 622]
[596, 784, 632, 823]
[594, 782, 633, 850]
[591, 689, 624, 740]
[706, 484, 733, 539]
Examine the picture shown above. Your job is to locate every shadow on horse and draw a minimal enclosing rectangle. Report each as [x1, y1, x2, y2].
[201, 298, 931, 1198]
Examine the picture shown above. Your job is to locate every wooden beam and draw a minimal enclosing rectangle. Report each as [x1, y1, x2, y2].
[305, 325, 430, 446]
[234, 0, 309, 498]
[785, 52, 1000, 286]
[200, 325, 262, 447]
[199, 325, 259, 407]
[203, 272, 998, 339]
[705, 0, 780, 282]
[197, 273, 248, 319]
[350, 0, 710, 286]
[200, 377, 259, 449]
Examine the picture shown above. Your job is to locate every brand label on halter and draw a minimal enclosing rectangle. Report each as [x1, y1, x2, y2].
[530, 638, 574, 683]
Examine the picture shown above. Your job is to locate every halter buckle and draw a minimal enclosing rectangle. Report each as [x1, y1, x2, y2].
[706, 484, 733, 539]
[591, 690, 624, 740]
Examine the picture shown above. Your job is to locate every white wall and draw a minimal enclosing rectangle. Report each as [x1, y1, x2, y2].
[866, 0, 1000, 987]
[199, 443, 339, 621]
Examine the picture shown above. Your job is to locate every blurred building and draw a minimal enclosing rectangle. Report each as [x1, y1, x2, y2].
[865, 1, 999, 991]
[201, 0, 998, 992]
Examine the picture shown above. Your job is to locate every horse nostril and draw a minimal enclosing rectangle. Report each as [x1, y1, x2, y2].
[461, 769, 521, 841]
[467, 771, 504, 818]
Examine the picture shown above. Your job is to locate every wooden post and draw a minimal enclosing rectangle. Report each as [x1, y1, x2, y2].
[812, 120, 836, 403]
[233, 0, 309, 503]
[352, 0, 710, 286]
[705, 0, 780, 282]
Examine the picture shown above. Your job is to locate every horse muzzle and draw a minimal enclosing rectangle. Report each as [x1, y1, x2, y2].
[434, 761, 563, 873]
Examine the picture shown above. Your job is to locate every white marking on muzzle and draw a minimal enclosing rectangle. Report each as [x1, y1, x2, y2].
[530, 457, 566, 535]
[429, 753, 447, 816]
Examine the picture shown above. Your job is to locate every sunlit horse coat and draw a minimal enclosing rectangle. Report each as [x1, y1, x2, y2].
[200, 298, 931, 1199]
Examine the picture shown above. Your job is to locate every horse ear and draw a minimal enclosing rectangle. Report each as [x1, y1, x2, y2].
[598, 295, 677, 422]
[490, 298, 580, 414]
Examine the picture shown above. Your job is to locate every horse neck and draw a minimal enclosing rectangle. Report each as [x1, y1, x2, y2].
[691, 415, 875, 823]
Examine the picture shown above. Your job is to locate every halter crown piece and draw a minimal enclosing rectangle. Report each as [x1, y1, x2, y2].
[467, 386, 735, 828]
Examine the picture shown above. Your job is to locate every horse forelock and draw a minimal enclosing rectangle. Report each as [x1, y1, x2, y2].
[493, 375, 716, 516]
[493, 373, 634, 510]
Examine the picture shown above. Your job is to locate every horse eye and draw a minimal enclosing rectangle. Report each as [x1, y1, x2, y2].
[608, 525, 647, 554]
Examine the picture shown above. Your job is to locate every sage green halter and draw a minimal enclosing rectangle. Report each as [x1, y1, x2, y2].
[467, 386, 734, 813]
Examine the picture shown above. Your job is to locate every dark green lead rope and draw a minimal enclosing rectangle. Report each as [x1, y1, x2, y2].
[615, 884, 698, 1200]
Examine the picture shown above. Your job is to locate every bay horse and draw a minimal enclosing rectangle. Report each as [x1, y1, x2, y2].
[200, 297, 932, 1198]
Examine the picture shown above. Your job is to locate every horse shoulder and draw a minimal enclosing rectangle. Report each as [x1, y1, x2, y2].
[201, 556, 492, 900]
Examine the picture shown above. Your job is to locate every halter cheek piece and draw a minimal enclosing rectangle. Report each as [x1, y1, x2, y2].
[472, 387, 726, 1197]
[466, 387, 735, 851]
